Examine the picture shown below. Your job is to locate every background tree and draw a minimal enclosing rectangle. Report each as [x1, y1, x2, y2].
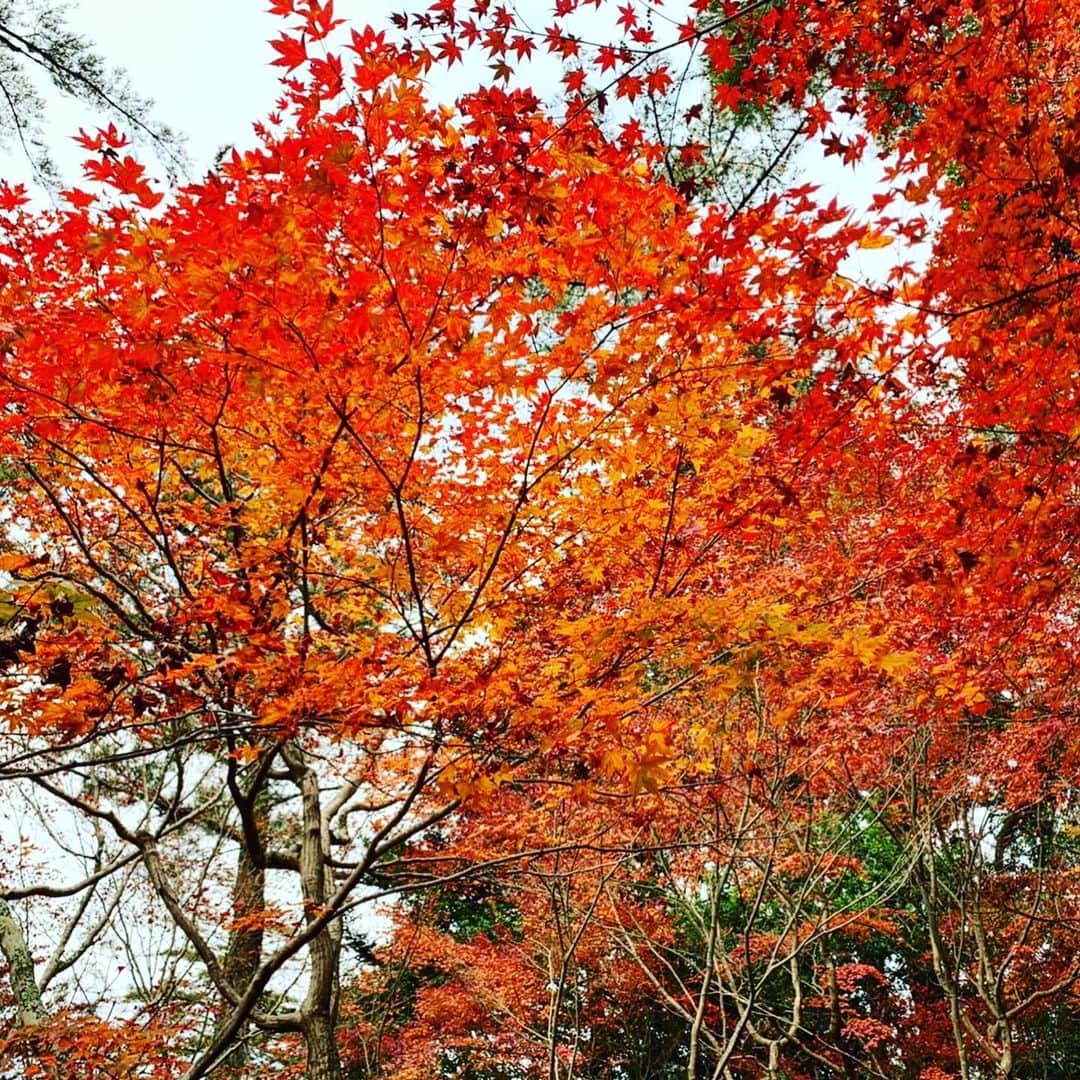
[0, 0, 180, 184]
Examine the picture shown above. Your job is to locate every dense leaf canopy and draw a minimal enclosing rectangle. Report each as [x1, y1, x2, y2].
[1, 1, 1078, 1078]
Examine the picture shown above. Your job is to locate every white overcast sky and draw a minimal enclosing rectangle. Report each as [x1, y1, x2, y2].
[4, 0, 355, 186]
[2, 0, 661, 188]
[0, 0, 898, 280]
[0, 1, 864, 184]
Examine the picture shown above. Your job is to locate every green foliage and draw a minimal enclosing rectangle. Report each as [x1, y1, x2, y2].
[431, 882, 523, 944]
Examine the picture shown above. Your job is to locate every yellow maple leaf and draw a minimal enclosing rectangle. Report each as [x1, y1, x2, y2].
[858, 231, 894, 249]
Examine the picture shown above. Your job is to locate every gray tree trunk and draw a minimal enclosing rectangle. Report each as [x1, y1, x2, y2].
[304, 1012, 343, 1080]
[283, 742, 343, 1080]
[0, 896, 46, 1027]
[214, 781, 269, 1068]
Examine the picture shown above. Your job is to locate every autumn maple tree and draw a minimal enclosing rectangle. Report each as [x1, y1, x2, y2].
[1, 0, 1079, 1078]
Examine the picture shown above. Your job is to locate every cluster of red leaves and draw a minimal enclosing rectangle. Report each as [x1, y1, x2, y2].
[0, 1011, 187, 1078]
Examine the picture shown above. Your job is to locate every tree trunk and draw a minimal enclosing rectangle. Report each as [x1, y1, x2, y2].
[304, 1012, 343, 1080]
[0, 896, 46, 1027]
[214, 778, 270, 1068]
[283, 741, 343, 1080]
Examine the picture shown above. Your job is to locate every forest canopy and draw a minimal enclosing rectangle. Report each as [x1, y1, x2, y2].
[1, 1, 1079, 1078]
